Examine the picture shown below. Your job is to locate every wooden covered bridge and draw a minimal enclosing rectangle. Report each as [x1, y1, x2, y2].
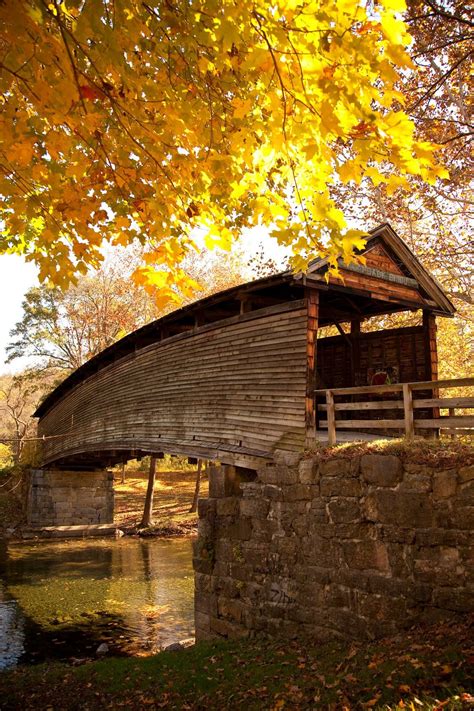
[35, 223, 464, 474]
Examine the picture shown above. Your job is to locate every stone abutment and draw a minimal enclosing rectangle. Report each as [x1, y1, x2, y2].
[26, 469, 114, 527]
[194, 449, 473, 642]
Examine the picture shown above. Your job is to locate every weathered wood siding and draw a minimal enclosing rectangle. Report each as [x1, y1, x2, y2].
[39, 302, 308, 466]
[317, 325, 429, 390]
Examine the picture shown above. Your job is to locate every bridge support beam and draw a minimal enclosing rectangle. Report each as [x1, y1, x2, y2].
[26, 469, 114, 528]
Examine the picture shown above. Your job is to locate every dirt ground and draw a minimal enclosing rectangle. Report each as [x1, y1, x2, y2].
[114, 466, 209, 535]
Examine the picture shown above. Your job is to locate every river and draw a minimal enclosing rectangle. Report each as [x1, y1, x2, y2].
[0, 537, 195, 669]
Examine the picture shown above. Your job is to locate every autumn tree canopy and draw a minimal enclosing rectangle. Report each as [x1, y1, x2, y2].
[0, 0, 449, 304]
[335, 0, 473, 312]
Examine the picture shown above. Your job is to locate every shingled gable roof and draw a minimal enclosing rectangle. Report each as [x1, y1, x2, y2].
[305, 223, 455, 316]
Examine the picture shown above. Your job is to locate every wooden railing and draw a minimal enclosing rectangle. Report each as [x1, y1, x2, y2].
[315, 377, 474, 445]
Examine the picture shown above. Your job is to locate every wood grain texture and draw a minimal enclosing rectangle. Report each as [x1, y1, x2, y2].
[38, 303, 309, 467]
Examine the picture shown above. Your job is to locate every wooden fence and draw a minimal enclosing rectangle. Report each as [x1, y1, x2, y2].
[315, 377, 474, 445]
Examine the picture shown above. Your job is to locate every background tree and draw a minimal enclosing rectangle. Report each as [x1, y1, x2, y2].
[331, 0, 472, 295]
[0, 370, 51, 465]
[0, 0, 448, 302]
[6, 241, 274, 373]
[6, 250, 159, 371]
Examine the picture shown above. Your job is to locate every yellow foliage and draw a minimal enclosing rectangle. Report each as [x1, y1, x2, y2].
[0, 0, 447, 305]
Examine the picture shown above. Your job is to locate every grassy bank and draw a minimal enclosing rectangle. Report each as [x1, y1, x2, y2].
[0, 616, 472, 710]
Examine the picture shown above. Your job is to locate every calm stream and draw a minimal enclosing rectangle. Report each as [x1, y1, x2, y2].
[0, 537, 194, 669]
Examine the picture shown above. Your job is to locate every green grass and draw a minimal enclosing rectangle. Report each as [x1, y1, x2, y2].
[1, 616, 472, 710]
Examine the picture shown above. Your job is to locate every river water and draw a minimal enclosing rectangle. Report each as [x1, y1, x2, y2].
[0, 537, 195, 669]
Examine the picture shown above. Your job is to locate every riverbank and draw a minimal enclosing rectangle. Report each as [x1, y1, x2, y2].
[0, 615, 472, 710]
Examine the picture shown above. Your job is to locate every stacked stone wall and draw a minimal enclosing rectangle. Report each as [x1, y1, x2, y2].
[194, 450, 473, 642]
[26, 469, 114, 526]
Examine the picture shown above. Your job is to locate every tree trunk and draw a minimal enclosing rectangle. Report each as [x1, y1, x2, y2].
[140, 456, 157, 527]
[189, 459, 203, 513]
[121, 462, 126, 484]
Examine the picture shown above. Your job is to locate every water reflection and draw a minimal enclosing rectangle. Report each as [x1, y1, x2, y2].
[0, 580, 24, 669]
[0, 537, 194, 668]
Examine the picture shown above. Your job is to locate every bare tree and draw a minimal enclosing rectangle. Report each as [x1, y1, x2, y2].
[0, 371, 47, 465]
[140, 456, 157, 528]
[189, 459, 203, 513]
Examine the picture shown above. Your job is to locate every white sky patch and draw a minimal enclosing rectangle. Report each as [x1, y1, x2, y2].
[0, 255, 38, 372]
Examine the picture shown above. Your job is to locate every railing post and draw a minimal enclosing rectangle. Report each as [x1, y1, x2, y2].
[326, 390, 336, 445]
[449, 407, 456, 440]
[403, 383, 414, 440]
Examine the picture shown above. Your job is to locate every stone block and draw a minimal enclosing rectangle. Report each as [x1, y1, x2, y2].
[323, 583, 352, 609]
[193, 556, 214, 575]
[327, 498, 361, 523]
[210, 616, 249, 639]
[400, 471, 431, 493]
[319, 458, 353, 478]
[343, 540, 390, 572]
[364, 491, 434, 528]
[197, 497, 215, 519]
[239, 498, 269, 518]
[361, 454, 402, 487]
[228, 517, 252, 541]
[259, 465, 298, 486]
[273, 449, 302, 467]
[214, 539, 233, 561]
[432, 586, 474, 612]
[459, 465, 474, 484]
[263, 484, 284, 501]
[445, 505, 474, 530]
[284, 484, 312, 502]
[379, 525, 415, 544]
[414, 546, 462, 578]
[304, 539, 341, 568]
[194, 610, 211, 630]
[298, 459, 319, 484]
[241, 482, 262, 498]
[217, 598, 246, 623]
[320, 477, 361, 498]
[216, 498, 240, 517]
[459, 480, 474, 504]
[433, 469, 457, 500]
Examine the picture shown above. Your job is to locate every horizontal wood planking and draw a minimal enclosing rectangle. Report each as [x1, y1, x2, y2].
[315, 376, 474, 396]
[318, 416, 474, 430]
[317, 397, 474, 411]
[39, 304, 308, 465]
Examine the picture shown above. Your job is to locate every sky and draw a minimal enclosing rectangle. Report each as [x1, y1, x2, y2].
[0, 254, 38, 372]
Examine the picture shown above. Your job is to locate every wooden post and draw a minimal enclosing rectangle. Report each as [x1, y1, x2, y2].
[140, 455, 157, 527]
[305, 288, 319, 444]
[449, 407, 456, 440]
[350, 319, 361, 386]
[326, 390, 336, 445]
[403, 383, 414, 440]
[423, 311, 439, 438]
[121, 461, 126, 484]
[240, 297, 252, 314]
[423, 311, 438, 381]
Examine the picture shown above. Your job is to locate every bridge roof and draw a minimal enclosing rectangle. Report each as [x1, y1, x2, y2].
[35, 223, 454, 419]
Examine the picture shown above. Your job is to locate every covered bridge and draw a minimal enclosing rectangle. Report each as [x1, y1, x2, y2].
[34, 223, 455, 472]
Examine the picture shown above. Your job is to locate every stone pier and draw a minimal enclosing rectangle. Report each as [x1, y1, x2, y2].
[26, 469, 114, 527]
[194, 450, 473, 642]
